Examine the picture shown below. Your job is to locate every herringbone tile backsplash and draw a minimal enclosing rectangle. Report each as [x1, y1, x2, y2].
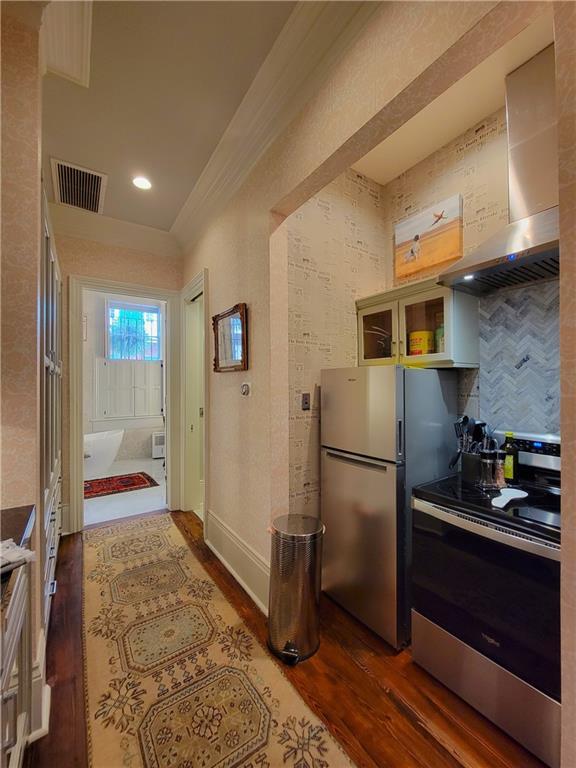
[458, 279, 560, 435]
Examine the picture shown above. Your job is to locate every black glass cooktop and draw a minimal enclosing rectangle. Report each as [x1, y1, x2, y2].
[413, 474, 561, 544]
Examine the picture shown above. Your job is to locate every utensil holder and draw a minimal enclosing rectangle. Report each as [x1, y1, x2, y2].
[461, 453, 480, 483]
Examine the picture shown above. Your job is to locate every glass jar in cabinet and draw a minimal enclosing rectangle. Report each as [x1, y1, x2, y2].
[399, 289, 448, 363]
[398, 287, 478, 367]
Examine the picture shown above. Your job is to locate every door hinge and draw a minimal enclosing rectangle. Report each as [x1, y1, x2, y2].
[199, 407, 204, 417]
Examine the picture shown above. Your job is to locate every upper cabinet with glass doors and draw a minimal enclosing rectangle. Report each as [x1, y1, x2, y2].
[357, 279, 479, 368]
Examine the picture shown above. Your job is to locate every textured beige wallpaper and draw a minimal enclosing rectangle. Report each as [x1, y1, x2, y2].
[0, 1, 44, 668]
[0, 11, 42, 509]
[182, 1, 525, 561]
[287, 170, 389, 516]
[286, 110, 508, 517]
[57, 234, 182, 291]
[385, 108, 509, 277]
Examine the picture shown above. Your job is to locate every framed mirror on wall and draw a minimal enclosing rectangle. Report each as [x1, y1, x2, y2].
[212, 302, 248, 372]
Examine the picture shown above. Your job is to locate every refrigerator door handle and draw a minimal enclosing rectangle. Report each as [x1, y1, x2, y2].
[324, 448, 390, 470]
[397, 419, 403, 456]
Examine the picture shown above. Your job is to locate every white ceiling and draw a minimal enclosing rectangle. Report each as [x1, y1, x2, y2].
[353, 9, 554, 187]
[42, 1, 296, 230]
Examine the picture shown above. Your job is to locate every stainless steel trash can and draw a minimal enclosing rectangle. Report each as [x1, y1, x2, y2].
[267, 514, 325, 665]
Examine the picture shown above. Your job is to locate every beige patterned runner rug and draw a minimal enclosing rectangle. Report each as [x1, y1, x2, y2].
[83, 513, 353, 768]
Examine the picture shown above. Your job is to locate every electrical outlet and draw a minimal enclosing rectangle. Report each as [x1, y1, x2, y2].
[301, 392, 311, 411]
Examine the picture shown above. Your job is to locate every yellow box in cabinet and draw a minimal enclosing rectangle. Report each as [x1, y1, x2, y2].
[409, 330, 435, 355]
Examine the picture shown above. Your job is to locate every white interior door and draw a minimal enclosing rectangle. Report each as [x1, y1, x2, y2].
[184, 294, 205, 518]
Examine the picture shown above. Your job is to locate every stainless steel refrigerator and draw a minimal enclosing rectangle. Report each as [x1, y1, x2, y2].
[320, 365, 457, 649]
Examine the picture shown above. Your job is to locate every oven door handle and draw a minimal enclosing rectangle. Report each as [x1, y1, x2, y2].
[413, 498, 561, 562]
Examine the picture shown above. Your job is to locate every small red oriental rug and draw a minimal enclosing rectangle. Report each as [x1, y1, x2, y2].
[84, 472, 159, 499]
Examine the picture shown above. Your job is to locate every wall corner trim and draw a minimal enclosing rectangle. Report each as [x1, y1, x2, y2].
[204, 509, 270, 616]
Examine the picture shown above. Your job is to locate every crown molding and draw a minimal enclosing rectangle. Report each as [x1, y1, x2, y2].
[170, 1, 380, 254]
[49, 203, 182, 260]
[40, 0, 93, 87]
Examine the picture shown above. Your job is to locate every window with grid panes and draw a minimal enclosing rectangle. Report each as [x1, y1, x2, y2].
[107, 301, 162, 361]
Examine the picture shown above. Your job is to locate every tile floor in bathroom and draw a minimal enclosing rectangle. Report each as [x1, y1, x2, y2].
[83, 457, 167, 527]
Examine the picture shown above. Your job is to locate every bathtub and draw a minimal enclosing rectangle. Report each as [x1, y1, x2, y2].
[84, 430, 124, 480]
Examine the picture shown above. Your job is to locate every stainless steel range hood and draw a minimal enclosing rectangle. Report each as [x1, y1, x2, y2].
[439, 45, 559, 295]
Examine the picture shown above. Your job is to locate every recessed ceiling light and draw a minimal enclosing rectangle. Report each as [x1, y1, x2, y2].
[463, 274, 475, 281]
[132, 176, 151, 190]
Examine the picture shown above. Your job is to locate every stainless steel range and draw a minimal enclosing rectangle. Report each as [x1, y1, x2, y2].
[411, 432, 561, 767]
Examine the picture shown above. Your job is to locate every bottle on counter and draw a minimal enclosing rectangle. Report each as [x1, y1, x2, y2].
[502, 432, 519, 483]
[495, 450, 507, 489]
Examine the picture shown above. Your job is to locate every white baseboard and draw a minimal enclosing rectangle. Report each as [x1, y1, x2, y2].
[204, 509, 270, 616]
[28, 681, 51, 742]
[29, 630, 51, 741]
[61, 502, 72, 535]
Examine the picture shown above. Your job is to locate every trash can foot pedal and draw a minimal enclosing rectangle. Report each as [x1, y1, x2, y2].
[278, 641, 300, 665]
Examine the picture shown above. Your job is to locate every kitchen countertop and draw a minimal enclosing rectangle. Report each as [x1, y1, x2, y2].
[413, 474, 560, 544]
[1, 504, 35, 605]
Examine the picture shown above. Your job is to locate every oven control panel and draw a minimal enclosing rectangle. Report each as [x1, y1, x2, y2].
[494, 431, 561, 471]
[513, 438, 560, 457]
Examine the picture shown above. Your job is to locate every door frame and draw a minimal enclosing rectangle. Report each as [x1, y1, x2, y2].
[180, 269, 210, 519]
[68, 275, 181, 533]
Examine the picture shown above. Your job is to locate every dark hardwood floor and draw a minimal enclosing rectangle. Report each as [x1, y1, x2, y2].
[25, 533, 87, 768]
[26, 510, 544, 768]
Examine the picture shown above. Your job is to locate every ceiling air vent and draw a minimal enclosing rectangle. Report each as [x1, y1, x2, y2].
[51, 158, 107, 213]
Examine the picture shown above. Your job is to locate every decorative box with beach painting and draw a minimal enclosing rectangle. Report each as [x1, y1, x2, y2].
[394, 194, 463, 282]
